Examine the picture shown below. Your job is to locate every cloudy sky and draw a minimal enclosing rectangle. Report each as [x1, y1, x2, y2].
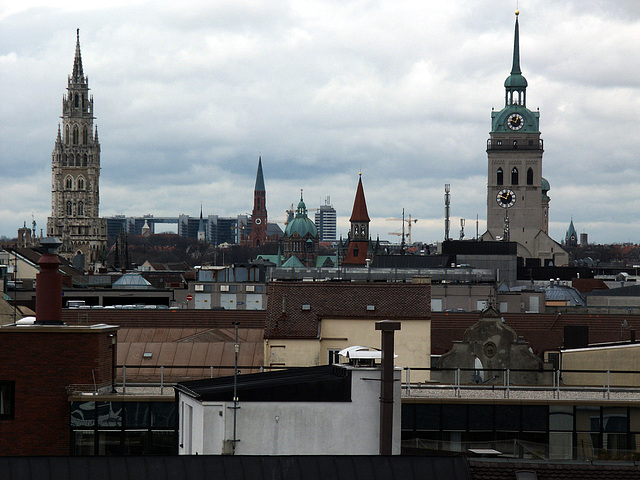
[2, 0, 640, 245]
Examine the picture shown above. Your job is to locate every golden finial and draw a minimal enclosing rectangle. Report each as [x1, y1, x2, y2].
[515, 0, 519, 16]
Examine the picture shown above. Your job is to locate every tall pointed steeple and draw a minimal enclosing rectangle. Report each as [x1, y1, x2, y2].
[197, 204, 206, 243]
[247, 155, 268, 247]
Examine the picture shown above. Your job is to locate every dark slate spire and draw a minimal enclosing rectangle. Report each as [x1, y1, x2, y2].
[511, 12, 522, 76]
[503, 10, 528, 107]
[72, 29, 85, 83]
[254, 155, 265, 192]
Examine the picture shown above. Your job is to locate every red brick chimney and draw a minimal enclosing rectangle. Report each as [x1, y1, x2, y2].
[35, 237, 64, 325]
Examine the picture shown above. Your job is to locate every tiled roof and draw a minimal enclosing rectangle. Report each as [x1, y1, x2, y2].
[349, 176, 370, 222]
[468, 459, 640, 480]
[431, 312, 640, 356]
[572, 278, 609, 294]
[265, 281, 431, 339]
[62, 309, 266, 329]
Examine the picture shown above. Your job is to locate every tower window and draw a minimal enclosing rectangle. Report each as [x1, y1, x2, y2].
[66, 201, 73, 216]
[72, 126, 79, 145]
[78, 178, 84, 190]
[65, 177, 73, 189]
[74, 93, 79, 108]
[83, 154, 88, 166]
[511, 168, 519, 185]
[62, 154, 68, 166]
[78, 202, 84, 216]
[65, 126, 70, 145]
[497, 168, 503, 186]
[527, 168, 533, 185]
[83, 127, 88, 144]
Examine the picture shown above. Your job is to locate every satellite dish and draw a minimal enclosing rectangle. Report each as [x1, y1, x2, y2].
[473, 357, 485, 383]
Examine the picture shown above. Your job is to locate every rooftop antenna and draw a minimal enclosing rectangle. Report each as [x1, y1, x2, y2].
[476, 215, 479, 240]
[444, 184, 451, 241]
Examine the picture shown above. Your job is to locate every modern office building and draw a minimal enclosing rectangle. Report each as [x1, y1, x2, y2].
[314, 197, 337, 242]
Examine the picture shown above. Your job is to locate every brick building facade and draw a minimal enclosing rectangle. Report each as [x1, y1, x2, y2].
[0, 325, 117, 455]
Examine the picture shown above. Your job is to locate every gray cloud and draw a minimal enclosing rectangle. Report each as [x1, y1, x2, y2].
[1, 1, 640, 244]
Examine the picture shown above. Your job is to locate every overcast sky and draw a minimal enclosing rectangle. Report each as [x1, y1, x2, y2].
[2, 1, 640, 245]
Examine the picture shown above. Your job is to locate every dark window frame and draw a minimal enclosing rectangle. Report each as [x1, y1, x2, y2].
[0, 381, 15, 419]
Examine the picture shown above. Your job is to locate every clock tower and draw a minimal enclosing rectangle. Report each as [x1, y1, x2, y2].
[483, 11, 567, 266]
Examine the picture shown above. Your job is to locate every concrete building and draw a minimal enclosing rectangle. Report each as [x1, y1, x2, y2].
[47, 30, 107, 270]
[176, 364, 401, 455]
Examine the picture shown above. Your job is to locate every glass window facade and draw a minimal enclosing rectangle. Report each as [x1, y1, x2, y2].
[70, 400, 176, 455]
[402, 402, 640, 461]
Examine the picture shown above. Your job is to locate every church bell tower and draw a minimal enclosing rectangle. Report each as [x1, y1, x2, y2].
[47, 30, 107, 270]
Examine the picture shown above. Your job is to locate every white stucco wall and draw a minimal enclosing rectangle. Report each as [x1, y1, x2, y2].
[178, 366, 401, 455]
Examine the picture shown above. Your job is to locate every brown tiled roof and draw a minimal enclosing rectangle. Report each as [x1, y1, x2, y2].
[432, 312, 640, 356]
[62, 309, 266, 329]
[265, 281, 430, 339]
[468, 459, 640, 480]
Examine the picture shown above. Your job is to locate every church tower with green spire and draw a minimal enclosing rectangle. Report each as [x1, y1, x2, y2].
[483, 11, 567, 266]
[47, 30, 107, 270]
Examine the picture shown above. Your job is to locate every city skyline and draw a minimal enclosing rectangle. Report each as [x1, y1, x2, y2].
[2, 1, 640, 244]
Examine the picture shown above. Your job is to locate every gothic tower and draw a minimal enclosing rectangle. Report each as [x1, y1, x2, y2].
[482, 11, 567, 266]
[342, 174, 370, 266]
[47, 30, 107, 270]
[247, 156, 268, 247]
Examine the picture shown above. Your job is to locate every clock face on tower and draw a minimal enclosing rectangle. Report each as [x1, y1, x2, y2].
[254, 218, 262, 225]
[507, 113, 524, 130]
[496, 188, 516, 208]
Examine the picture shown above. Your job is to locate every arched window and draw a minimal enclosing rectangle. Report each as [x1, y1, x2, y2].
[511, 167, 519, 185]
[527, 168, 534, 185]
[74, 93, 79, 108]
[82, 127, 88, 144]
[65, 177, 73, 189]
[72, 126, 79, 145]
[66, 201, 73, 216]
[497, 168, 503, 186]
[62, 154, 68, 166]
[83, 154, 88, 166]
[78, 177, 84, 190]
[65, 126, 70, 145]
[69, 154, 75, 166]
[78, 202, 84, 216]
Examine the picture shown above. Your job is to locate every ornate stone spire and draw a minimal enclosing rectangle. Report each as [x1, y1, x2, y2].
[71, 29, 85, 83]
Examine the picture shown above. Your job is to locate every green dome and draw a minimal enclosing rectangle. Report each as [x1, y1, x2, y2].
[541, 177, 550, 192]
[504, 73, 528, 88]
[285, 192, 318, 238]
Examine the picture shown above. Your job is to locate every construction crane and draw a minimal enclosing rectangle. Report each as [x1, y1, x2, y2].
[386, 209, 418, 245]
